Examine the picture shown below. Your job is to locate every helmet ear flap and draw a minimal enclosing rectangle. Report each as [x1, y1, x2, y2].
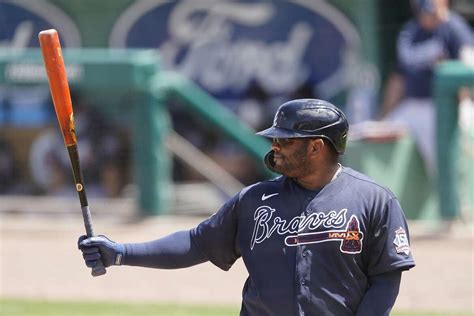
[264, 150, 280, 174]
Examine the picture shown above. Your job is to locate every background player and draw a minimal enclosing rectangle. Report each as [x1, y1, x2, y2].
[378, 0, 473, 173]
[79, 98, 415, 316]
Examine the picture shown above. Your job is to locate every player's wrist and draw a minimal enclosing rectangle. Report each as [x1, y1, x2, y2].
[119, 243, 135, 266]
[114, 243, 125, 265]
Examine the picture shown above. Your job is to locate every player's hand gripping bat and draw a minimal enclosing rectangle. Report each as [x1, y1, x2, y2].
[39, 29, 106, 277]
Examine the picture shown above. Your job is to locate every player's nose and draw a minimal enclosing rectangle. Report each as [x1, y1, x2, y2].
[271, 139, 281, 151]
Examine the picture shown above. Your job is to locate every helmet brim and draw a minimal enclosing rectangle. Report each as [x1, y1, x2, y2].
[256, 126, 307, 139]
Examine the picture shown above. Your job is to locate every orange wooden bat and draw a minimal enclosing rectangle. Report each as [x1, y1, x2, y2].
[39, 29, 106, 277]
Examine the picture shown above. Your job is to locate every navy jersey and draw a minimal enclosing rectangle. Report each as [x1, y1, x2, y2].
[191, 167, 415, 316]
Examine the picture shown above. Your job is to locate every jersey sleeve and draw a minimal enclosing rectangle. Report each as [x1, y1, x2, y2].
[396, 22, 433, 70]
[442, 14, 474, 57]
[190, 194, 241, 271]
[367, 197, 415, 276]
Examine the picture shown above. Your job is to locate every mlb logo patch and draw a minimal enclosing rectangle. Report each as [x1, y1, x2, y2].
[393, 227, 410, 255]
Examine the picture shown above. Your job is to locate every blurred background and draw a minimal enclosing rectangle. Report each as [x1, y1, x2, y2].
[0, 0, 473, 315]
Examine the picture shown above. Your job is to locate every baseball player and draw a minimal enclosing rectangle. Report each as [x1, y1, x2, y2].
[79, 99, 415, 316]
[379, 0, 473, 173]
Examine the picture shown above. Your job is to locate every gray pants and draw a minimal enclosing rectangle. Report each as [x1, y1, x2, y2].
[384, 98, 435, 174]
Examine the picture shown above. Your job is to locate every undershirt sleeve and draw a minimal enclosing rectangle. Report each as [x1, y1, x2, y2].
[122, 194, 241, 271]
[122, 230, 208, 269]
[355, 270, 402, 316]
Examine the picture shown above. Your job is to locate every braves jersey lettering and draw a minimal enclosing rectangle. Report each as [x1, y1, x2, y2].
[250, 206, 347, 250]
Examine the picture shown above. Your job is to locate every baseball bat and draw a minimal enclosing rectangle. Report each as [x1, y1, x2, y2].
[38, 29, 106, 277]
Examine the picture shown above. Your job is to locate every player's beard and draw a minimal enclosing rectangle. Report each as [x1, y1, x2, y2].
[272, 141, 312, 178]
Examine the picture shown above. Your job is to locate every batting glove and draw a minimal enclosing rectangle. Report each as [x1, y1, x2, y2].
[78, 235, 125, 268]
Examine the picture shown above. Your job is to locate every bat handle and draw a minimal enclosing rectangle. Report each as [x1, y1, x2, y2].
[82, 206, 107, 277]
[92, 262, 107, 277]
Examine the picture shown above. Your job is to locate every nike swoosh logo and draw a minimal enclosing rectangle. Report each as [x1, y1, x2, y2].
[262, 193, 279, 201]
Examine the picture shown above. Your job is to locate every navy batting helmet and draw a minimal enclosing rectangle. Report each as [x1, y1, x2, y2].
[257, 99, 349, 154]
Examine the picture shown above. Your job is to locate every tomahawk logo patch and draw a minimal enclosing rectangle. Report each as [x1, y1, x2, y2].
[285, 215, 363, 254]
[393, 227, 410, 255]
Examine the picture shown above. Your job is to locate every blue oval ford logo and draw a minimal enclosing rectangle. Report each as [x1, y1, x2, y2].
[110, 1, 361, 102]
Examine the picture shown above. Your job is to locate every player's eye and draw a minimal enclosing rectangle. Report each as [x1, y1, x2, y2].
[272, 138, 294, 146]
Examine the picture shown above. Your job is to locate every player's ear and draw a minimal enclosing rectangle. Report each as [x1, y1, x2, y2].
[309, 138, 324, 156]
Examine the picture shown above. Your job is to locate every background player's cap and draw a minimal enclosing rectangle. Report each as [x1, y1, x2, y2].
[257, 98, 349, 154]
